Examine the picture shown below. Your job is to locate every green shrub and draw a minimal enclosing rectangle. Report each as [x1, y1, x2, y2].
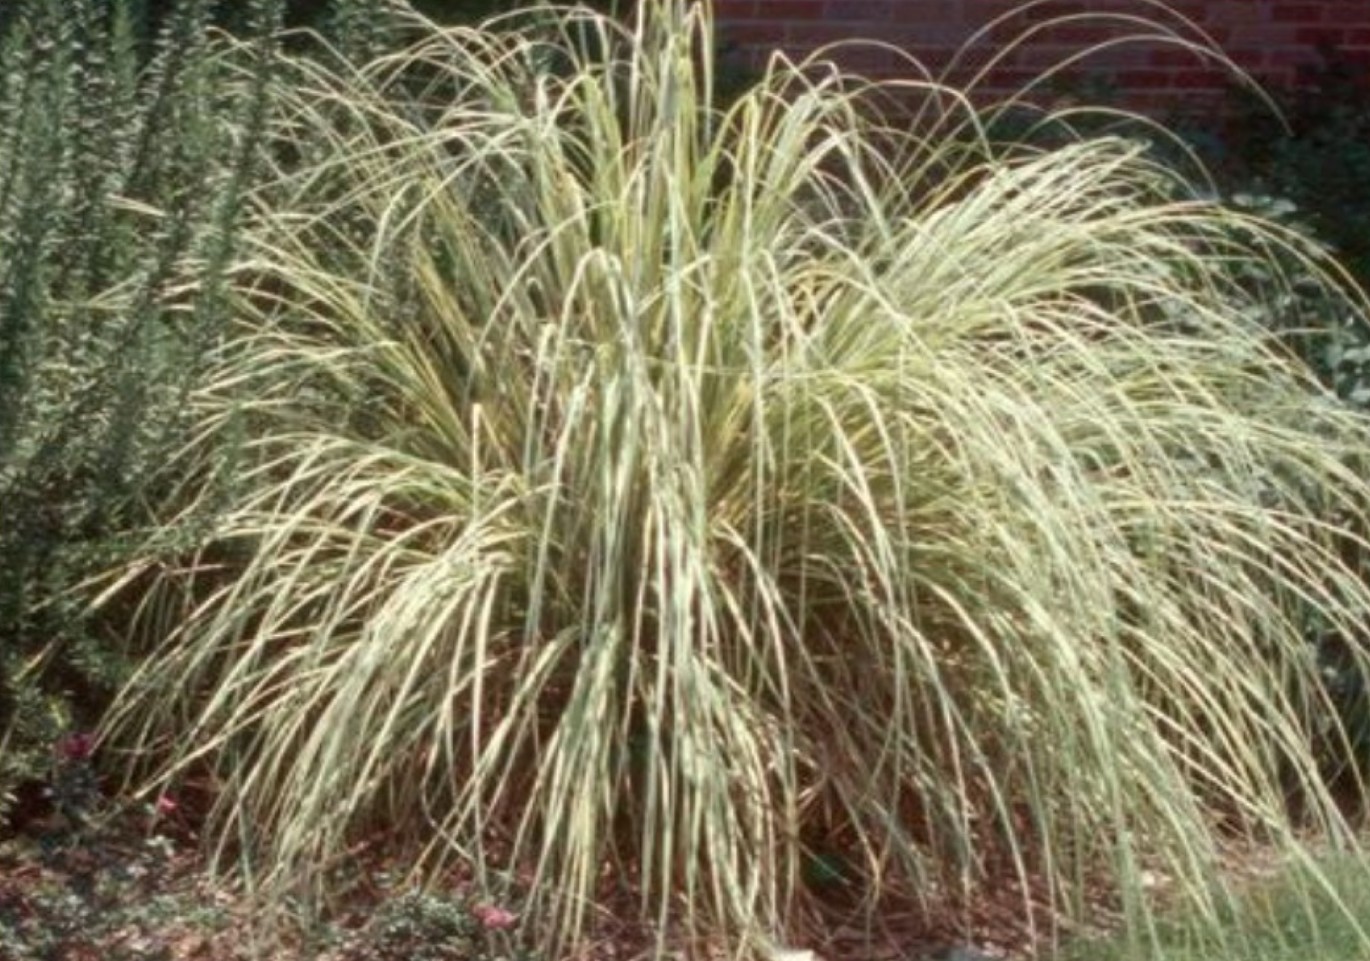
[0, 0, 282, 818]
[100, 2, 1370, 958]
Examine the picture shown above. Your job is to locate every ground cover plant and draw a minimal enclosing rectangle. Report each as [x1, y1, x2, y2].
[51, 1, 1370, 959]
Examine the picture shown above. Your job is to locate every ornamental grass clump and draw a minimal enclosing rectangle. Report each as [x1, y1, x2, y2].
[102, 1, 1370, 956]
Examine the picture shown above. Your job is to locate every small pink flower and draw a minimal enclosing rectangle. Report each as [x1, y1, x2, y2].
[154, 794, 178, 816]
[57, 731, 96, 761]
[471, 903, 518, 930]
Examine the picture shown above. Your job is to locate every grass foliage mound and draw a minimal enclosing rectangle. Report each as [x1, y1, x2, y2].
[102, 1, 1370, 954]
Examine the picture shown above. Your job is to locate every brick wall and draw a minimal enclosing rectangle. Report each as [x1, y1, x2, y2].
[715, 0, 1370, 111]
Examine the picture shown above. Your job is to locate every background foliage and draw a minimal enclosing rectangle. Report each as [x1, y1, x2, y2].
[1218, 46, 1370, 288]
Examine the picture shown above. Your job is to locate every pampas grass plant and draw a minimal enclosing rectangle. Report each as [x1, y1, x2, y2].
[100, 2, 1370, 957]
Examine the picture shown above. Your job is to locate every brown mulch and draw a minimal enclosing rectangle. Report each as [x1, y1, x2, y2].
[0, 807, 1084, 961]
[2, 782, 1336, 961]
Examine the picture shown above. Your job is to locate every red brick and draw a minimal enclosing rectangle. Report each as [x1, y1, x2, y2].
[883, 22, 972, 46]
[1149, 47, 1209, 68]
[1323, 3, 1370, 26]
[787, 22, 880, 44]
[1168, 68, 1228, 89]
[1226, 24, 1298, 48]
[1116, 68, 1180, 88]
[1036, 22, 1125, 46]
[966, 67, 1052, 91]
[891, 1, 962, 25]
[798, 44, 895, 71]
[1200, 23, 1234, 46]
[1294, 26, 1347, 46]
[824, 0, 894, 20]
[1271, 4, 1324, 24]
[718, 22, 788, 45]
[938, 41, 1007, 70]
[1196, 1, 1272, 25]
[1013, 40, 1148, 70]
[714, 0, 758, 17]
[753, 0, 826, 20]
[1260, 47, 1319, 69]
[714, 0, 1370, 113]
